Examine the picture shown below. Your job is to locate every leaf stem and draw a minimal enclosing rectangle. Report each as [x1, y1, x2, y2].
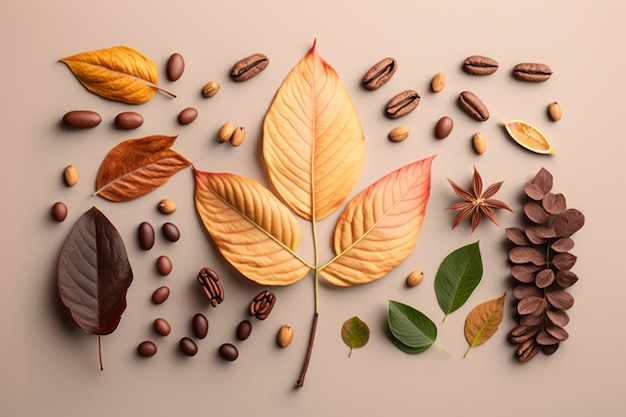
[157, 86, 177, 99]
[296, 311, 318, 387]
[434, 342, 449, 357]
[98, 335, 103, 371]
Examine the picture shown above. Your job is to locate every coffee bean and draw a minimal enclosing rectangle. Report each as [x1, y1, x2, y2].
[179, 337, 198, 356]
[513, 62, 552, 82]
[458, 91, 490, 121]
[166, 53, 185, 82]
[236, 320, 252, 341]
[362, 57, 397, 90]
[154, 318, 171, 336]
[434, 116, 454, 139]
[192, 313, 209, 339]
[137, 340, 157, 357]
[219, 343, 239, 361]
[114, 111, 144, 129]
[62, 110, 102, 129]
[231, 53, 269, 82]
[384, 90, 420, 119]
[178, 107, 198, 125]
[463, 55, 499, 75]
[162, 222, 180, 242]
[52, 201, 68, 222]
[138, 221, 155, 250]
[156, 255, 172, 276]
[152, 286, 170, 304]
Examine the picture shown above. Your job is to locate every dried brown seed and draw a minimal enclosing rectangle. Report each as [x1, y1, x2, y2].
[362, 57, 398, 90]
[157, 199, 177, 214]
[472, 132, 486, 154]
[385, 90, 420, 119]
[231, 53, 269, 82]
[277, 324, 293, 347]
[548, 101, 562, 121]
[513, 62, 553, 82]
[64, 165, 78, 186]
[388, 126, 409, 142]
[458, 91, 489, 121]
[406, 269, 424, 287]
[431, 72, 446, 93]
[218, 122, 235, 143]
[202, 81, 220, 98]
[517, 339, 541, 362]
[463, 55, 499, 75]
[230, 126, 246, 147]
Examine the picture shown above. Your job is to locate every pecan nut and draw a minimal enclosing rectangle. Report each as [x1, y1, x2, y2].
[249, 290, 276, 320]
[197, 267, 224, 307]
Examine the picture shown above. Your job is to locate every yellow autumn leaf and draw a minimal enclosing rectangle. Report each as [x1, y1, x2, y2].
[463, 292, 507, 357]
[193, 168, 312, 286]
[320, 156, 435, 286]
[263, 40, 366, 221]
[60, 45, 172, 104]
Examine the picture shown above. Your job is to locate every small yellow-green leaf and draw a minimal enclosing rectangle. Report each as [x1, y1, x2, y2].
[463, 292, 507, 357]
[341, 316, 370, 357]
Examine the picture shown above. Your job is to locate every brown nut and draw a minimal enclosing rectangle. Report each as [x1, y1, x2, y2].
[548, 101, 562, 121]
[166, 53, 185, 82]
[472, 132, 487, 154]
[218, 122, 235, 143]
[277, 324, 293, 348]
[157, 199, 177, 214]
[406, 269, 424, 287]
[202, 81, 220, 98]
[388, 126, 409, 142]
[63, 165, 78, 186]
[431, 72, 446, 93]
[231, 53, 269, 81]
[230, 126, 246, 147]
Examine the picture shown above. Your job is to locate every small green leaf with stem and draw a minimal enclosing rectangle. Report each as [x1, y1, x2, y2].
[341, 316, 370, 357]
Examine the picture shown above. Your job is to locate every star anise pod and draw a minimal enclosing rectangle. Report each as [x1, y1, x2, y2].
[446, 166, 512, 232]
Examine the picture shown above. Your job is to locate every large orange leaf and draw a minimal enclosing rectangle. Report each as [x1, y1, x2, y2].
[320, 156, 435, 286]
[262, 41, 366, 221]
[194, 168, 311, 285]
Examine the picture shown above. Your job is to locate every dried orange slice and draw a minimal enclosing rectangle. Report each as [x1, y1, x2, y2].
[502, 119, 555, 154]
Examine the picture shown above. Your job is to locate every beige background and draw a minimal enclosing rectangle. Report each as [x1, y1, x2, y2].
[1, 0, 624, 415]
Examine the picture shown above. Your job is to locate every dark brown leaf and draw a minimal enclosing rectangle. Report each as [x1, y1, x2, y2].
[509, 246, 546, 266]
[513, 285, 541, 300]
[556, 270, 579, 288]
[553, 208, 585, 238]
[551, 237, 575, 253]
[545, 324, 569, 342]
[525, 226, 556, 244]
[531, 167, 553, 194]
[542, 192, 567, 214]
[512, 264, 540, 283]
[524, 183, 545, 200]
[546, 290, 574, 310]
[523, 202, 549, 224]
[542, 343, 559, 355]
[536, 329, 561, 345]
[535, 268, 555, 288]
[552, 252, 577, 271]
[506, 227, 531, 246]
[520, 314, 543, 326]
[546, 310, 570, 327]
[517, 296, 545, 315]
[95, 135, 192, 202]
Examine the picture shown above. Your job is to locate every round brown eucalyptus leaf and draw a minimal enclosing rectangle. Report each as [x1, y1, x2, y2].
[542, 343, 559, 355]
[525, 226, 555, 245]
[552, 252, 577, 271]
[542, 192, 567, 214]
[556, 270, 579, 288]
[531, 167, 553, 192]
[523, 202, 549, 224]
[553, 208, 585, 238]
[536, 329, 561, 345]
[546, 310, 570, 327]
[520, 314, 543, 327]
[506, 227, 531, 246]
[509, 246, 546, 266]
[546, 290, 574, 310]
[512, 264, 540, 283]
[535, 268, 555, 288]
[517, 296, 545, 315]
[551, 237, 575, 253]
[513, 285, 541, 300]
[524, 183, 546, 200]
[545, 324, 569, 342]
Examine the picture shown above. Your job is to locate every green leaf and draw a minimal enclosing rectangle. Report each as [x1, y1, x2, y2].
[388, 300, 437, 354]
[434, 241, 483, 320]
[341, 316, 370, 357]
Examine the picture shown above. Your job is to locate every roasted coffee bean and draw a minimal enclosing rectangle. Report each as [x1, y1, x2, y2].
[62, 110, 102, 128]
[192, 313, 209, 339]
[230, 53, 269, 82]
[179, 337, 198, 356]
[138, 221, 155, 250]
[137, 340, 157, 357]
[178, 107, 198, 125]
[114, 111, 144, 129]
[166, 53, 185, 81]
[152, 286, 170, 304]
[362, 57, 397, 90]
[52, 201, 68, 222]
[458, 91, 490, 121]
[156, 255, 172, 276]
[219, 343, 239, 361]
[154, 318, 171, 336]
[513, 62, 553, 82]
[434, 116, 454, 139]
[384, 90, 420, 119]
[463, 55, 499, 75]
[236, 320, 252, 341]
[162, 222, 180, 242]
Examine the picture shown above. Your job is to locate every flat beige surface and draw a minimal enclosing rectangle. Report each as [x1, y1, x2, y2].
[2, 0, 625, 415]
